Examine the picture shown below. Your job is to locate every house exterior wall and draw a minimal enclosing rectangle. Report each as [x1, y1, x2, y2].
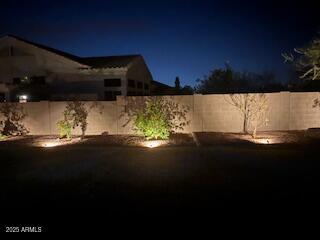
[0, 36, 153, 101]
[0, 83, 9, 100]
[1, 92, 319, 136]
[126, 57, 153, 96]
[0, 37, 86, 82]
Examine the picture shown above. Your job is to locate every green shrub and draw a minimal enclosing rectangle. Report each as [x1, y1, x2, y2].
[134, 98, 171, 140]
[57, 120, 72, 140]
[124, 97, 190, 140]
[0, 103, 28, 136]
[0, 133, 6, 140]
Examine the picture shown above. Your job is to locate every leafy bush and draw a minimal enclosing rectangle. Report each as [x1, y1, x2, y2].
[131, 97, 190, 140]
[0, 133, 6, 140]
[0, 103, 28, 136]
[57, 120, 72, 140]
[63, 101, 88, 138]
[57, 101, 103, 138]
[134, 99, 170, 140]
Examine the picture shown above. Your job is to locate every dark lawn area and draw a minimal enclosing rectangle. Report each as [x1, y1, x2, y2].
[1, 137, 320, 230]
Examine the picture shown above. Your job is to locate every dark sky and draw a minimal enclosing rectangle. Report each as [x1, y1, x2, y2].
[1, 0, 319, 87]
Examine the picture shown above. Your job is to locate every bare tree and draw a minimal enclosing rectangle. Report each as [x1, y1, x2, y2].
[227, 93, 269, 138]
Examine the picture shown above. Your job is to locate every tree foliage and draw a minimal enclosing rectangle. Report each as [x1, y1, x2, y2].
[122, 96, 190, 140]
[175, 76, 181, 92]
[57, 101, 103, 138]
[0, 103, 28, 136]
[173, 76, 194, 95]
[283, 36, 320, 80]
[195, 63, 281, 94]
[57, 119, 72, 139]
[134, 99, 171, 140]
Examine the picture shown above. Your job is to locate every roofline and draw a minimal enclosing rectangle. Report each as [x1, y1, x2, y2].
[1, 34, 143, 69]
[3, 34, 84, 65]
[152, 80, 174, 88]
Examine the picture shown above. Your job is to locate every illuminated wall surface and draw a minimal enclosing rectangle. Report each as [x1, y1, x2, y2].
[0, 92, 319, 135]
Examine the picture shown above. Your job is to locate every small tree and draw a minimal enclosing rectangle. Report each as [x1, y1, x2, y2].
[57, 101, 103, 139]
[227, 93, 268, 138]
[249, 94, 269, 139]
[0, 103, 28, 136]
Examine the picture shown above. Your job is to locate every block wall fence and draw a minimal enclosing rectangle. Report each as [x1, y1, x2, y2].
[1, 92, 320, 135]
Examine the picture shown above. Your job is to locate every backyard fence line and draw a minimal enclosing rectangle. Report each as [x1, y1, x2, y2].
[0, 91, 320, 135]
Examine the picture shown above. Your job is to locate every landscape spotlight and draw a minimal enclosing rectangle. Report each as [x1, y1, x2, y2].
[41, 141, 63, 148]
[142, 140, 165, 148]
[252, 138, 271, 144]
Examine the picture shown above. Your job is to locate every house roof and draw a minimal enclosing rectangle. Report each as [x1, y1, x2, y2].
[151, 80, 173, 89]
[4, 35, 140, 69]
[81, 55, 141, 68]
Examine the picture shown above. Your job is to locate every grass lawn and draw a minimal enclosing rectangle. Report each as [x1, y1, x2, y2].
[1, 137, 320, 229]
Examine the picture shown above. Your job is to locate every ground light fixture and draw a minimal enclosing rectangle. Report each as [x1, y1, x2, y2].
[38, 137, 82, 148]
[251, 138, 271, 144]
[41, 141, 63, 148]
[141, 140, 167, 148]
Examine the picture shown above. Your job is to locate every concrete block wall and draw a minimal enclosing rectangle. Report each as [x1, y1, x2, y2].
[200, 94, 244, 132]
[259, 92, 291, 131]
[289, 92, 320, 130]
[0, 92, 319, 135]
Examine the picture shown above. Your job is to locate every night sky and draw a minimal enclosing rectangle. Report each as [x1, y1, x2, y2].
[1, 0, 319, 87]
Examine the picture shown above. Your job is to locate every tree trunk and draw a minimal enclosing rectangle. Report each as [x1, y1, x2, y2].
[243, 94, 249, 134]
[252, 125, 257, 139]
[243, 113, 249, 133]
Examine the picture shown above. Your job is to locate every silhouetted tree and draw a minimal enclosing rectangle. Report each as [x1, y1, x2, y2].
[195, 63, 280, 93]
[173, 76, 194, 95]
[181, 85, 194, 95]
[174, 76, 181, 92]
[283, 34, 320, 80]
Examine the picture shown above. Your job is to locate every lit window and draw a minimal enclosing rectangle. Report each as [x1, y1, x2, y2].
[18, 95, 28, 103]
